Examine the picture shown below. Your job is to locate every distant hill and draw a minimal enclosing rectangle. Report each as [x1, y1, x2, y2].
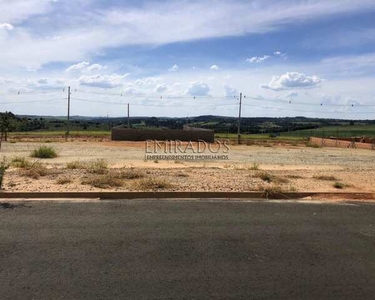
[1, 112, 374, 134]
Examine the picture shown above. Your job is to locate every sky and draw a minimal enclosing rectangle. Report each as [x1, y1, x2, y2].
[1, 0, 375, 119]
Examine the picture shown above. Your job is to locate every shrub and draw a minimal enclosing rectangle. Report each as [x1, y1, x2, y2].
[30, 146, 58, 159]
[88, 159, 108, 174]
[0, 159, 10, 189]
[260, 185, 286, 199]
[11, 156, 32, 168]
[66, 160, 87, 170]
[249, 162, 260, 171]
[21, 162, 49, 179]
[135, 178, 172, 190]
[333, 182, 344, 189]
[56, 177, 72, 185]
[81, 174, 123, 189]
[313, 175, 338, 181]
[114, 169, 145, 180]
[255, 171, 273, 183]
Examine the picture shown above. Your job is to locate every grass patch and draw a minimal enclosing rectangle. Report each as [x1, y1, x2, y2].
[286, 174, 304, 179]
[249, 162, 260, 171]
[88, 159, 109, 174]
[0, 159, 10, 189]
[333, 182, 345, 189]
[81, 174, 123, 189]
[11, 156, 32, 168]
[30, 146, 58, 159]
[56, 177, 72, 185]
[66, 160, 87, 170]
[260, 185, 286, 199]
[254, 171, 273, 183]
[21, 162, 49, 179]
[135, 178, 172, 191]
[306, 142, 322, 148]
[113, 169, 145, 180]
[313, 175, 338, 181]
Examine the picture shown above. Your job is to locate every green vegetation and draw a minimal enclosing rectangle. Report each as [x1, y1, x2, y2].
[3, 111, 375, 139]
[0, 159, 10, 189]
[11, 156, 32, 168]
[88, 159, 109, 174]
[333, 182, 345, 189]
[249, 162, 260, 170]
[30, 146, 58, 159]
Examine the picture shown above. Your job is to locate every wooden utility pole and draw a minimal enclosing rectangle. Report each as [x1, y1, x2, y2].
[127, 103, 130, 128]
[237, 93, 242, 144]
[65, 86, 71, 141]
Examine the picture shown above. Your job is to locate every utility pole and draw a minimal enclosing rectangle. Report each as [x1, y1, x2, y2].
[65, 86, 71, 141]
[237, 92, 242, 144]
[127, 103, 130, 128]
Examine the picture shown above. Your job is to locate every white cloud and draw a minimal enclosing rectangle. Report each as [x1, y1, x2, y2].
[85, 63, 108, 72]
[210, 65, 220, 70]
[223, 85, 238, 98]
[66, 61, 107, 73]
[78, 73, 129, 88]
[261, 72, 322, 91]
[168, 64, 179, 72]
[2, 0, 375, 69]
[186, 81, 211, 96]
[155, 84, 168, 93]
[0, 23, 14, 30]
[246, 55, 270, 63]
[66, 61, 90, 72]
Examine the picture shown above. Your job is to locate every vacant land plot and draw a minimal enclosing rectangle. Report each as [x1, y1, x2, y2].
[0, 140, 374, 193]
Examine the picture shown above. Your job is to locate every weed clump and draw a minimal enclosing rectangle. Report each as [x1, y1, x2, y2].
[81, 174, 122, 189]
[313, 175, 338, 181]
[31, 146, 58, 159]
[135, 178, 172, 191]
[11, 156, 32, 168]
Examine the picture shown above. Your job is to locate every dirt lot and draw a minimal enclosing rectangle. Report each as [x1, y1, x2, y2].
[1, 140, 374, 193]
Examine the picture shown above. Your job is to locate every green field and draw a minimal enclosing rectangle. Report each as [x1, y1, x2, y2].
[10, 131, 111, 137]
[216, 125, 375, 140]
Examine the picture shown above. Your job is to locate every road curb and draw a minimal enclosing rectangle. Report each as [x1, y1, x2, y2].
[1, 191, 375, 200]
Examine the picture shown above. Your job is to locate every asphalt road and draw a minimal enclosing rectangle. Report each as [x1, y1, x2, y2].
[1, 200, 375, 300]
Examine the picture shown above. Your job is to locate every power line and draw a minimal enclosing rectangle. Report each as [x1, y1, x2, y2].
[71, 97, 238, 108]
[244, 95, 375, 108]
[0, 98, 66, 105]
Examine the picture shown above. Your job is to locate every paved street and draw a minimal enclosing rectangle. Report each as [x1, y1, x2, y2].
[1, 200, 375, 299]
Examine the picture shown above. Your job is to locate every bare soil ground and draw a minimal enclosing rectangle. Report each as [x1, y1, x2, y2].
[1, 139, 374, 193]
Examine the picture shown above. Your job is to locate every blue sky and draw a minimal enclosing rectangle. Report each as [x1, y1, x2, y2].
[1, 0, 375, 118]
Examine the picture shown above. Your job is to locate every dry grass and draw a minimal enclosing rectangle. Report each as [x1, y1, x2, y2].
[66, 160, 87, 170]
[286, 174, 304, 179]
[87, 159, 109, 174]
[259, 185, 287, 199]
[113, 169, 145, 180]
[134, 178, 172, 191]
[249, 162, 260, 171]
[313, 175, 338, 181]
[11, 156, 32, 168]
[254, 171, 273, 182]
[21, 162, 49, 179]
[56, 177, 72, 185]
[81, 174, 123, 189]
